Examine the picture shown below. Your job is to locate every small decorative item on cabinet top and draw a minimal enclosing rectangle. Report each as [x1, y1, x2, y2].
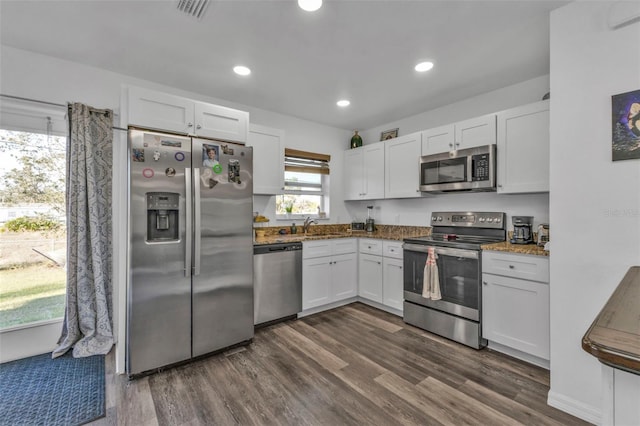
[380, 128, 399, 141]
[350, 130, 363, 149]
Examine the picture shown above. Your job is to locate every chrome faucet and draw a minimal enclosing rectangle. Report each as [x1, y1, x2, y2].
[303, 216, 318, 234]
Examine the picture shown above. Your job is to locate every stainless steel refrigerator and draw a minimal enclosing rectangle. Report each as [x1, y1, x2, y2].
[126, 129, 253, 376]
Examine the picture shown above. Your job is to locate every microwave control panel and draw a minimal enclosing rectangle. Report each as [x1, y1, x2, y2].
[471, 153, 490, 181]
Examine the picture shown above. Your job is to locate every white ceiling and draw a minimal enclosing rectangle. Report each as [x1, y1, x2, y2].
[0, 0, 567, 130]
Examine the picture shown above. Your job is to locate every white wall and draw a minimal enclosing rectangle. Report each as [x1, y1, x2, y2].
[345, 194, 549, 231]
[360, 75, 550, 145]
[0, 46, 352, 223]
[548, 2, 640, 423]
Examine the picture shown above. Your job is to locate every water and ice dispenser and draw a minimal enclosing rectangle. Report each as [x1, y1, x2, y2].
[146, 192, 180, 242]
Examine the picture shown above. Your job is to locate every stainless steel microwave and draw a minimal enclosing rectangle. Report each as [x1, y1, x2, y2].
[419, 144, 496, 193]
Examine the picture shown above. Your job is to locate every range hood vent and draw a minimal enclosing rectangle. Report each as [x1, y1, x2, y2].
[177, 0, 209, 19]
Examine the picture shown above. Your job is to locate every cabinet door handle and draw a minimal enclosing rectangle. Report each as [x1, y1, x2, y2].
[498, 184, 503, 188]
[508, 265, 515, 269]
[196, 124, 202, 130]
[483, 281, 487, 285]
[377, 261, 381, 265]
[188, 122, 193, 128]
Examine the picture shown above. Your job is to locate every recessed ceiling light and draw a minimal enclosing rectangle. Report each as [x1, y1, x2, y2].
[337, 100, 350, 107]
[298, 0, 322, 12]
[233, 65, 251, 76]
[415, 61, 434, 72]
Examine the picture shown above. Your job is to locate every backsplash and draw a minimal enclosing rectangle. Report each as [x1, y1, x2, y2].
[345, 192, 550, 228]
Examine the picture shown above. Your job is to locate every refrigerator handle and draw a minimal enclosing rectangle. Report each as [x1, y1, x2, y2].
[193, 168, 202, 276]
[185, 168, 192, 278]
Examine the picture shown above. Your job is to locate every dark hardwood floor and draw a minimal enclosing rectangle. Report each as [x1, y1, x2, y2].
[92, 303, 590, 425]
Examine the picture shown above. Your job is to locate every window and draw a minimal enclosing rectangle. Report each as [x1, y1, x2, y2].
[276, 148, 330, 219]
[0, 102, 67, 330]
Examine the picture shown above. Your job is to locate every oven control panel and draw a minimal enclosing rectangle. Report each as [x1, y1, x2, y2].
[430, 211, 505, 228]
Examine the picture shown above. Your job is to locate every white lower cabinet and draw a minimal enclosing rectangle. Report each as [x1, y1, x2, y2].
[358, 239, 404, 313]
[359, 253, 383, 303]
[382, 257, 404, 311]
[482, 251, 550, 365]
[302, 257, 332, 309]
[302, 239, 357, 310]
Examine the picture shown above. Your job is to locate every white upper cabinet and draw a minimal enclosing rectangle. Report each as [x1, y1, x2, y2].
[421, 124, 455, 154]
[343, 142, 385, 200]
[455, 114, 496, 150]
[384, 132, 422, 199]
[129, 86, 194, 134]
[247, 124, 284, 195]
[496, 100, 550, 194]
[344, 148, 364, 200]
[421, 114, 496, 155]
[194, 102, 248, 142]
[128, 86, 248, 143]
[363, 143, 385, 199]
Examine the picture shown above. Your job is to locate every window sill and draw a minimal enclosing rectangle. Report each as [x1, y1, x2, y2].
[276, 215, 330, 222]
[1, 317, 63, 334]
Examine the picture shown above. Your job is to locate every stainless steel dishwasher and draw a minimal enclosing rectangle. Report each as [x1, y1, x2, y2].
[253, 242, 303, 327]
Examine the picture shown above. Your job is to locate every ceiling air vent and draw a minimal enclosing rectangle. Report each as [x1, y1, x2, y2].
[177, 0, 209, 19]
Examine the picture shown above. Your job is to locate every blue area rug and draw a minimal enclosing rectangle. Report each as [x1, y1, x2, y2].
[0, 352, 105, 426]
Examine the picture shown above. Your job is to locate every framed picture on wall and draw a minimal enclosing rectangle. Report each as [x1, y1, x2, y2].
[612, 89, 640, 161]
[380, 128, 399, 141]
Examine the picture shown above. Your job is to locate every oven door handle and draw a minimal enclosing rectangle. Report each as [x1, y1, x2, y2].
[403, 243, 478, 260]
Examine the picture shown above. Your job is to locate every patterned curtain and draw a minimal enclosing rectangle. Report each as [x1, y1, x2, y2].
[53, 103, 113, 359]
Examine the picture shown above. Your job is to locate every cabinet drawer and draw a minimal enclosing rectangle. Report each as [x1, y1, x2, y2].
[382, 241, 403, 259]
[359, 238, 383, 256]
[482, 251, 549, 283]
[333, 238, 357, 255]
[303, 240, 333, 259]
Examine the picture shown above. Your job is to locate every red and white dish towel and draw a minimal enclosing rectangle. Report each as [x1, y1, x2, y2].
[422, 247, 442, 300]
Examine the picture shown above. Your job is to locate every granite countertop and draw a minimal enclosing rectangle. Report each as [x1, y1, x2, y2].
[481, 241, 549, 257]
[254, 223, 551, 257]
[253, 224, 430, 245]
[582, 266, 640, 374]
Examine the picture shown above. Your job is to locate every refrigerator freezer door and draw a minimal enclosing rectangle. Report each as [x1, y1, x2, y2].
[191, 139, 254, 357]
[127, 130, 192, 375]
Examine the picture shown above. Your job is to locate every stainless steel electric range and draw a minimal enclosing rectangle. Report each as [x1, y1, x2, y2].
[402, 211, 506, 349]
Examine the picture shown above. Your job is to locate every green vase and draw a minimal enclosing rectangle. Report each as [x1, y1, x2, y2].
[350, 130, 363, 149]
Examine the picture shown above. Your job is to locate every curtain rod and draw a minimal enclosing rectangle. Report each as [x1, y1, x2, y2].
[1, 93, 66, 108]
[1, 93, 128, 132]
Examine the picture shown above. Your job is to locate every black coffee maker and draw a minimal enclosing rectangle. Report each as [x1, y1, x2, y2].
[510, 216, 533, 244]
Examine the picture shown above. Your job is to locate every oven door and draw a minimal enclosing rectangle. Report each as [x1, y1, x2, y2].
[403, 243, 481, 321]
